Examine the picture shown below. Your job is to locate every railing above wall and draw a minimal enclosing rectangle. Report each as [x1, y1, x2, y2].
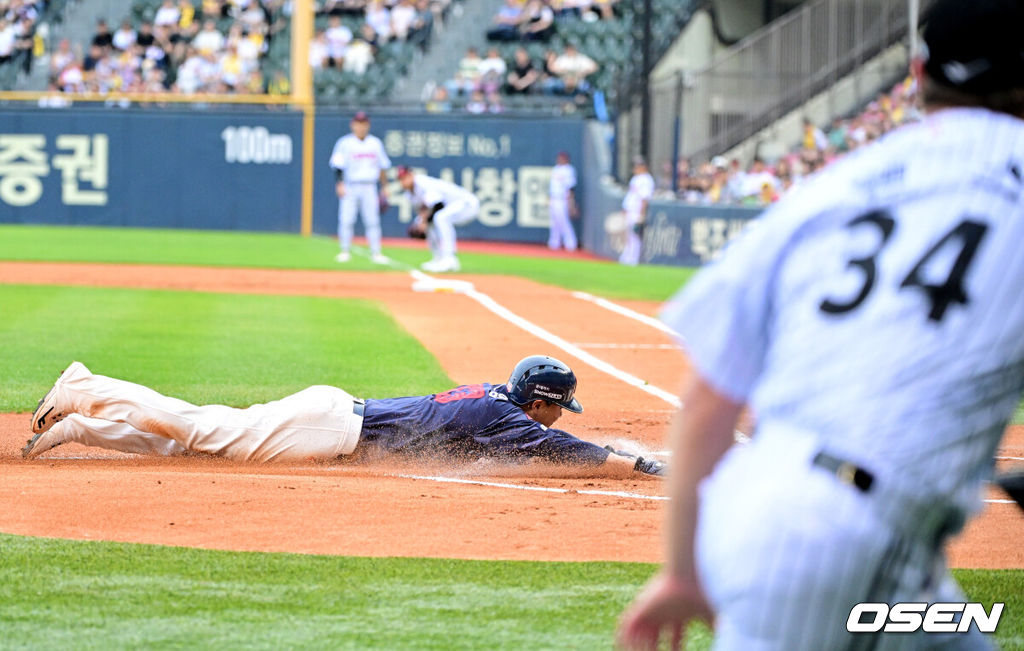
[651, 0, 935, 167]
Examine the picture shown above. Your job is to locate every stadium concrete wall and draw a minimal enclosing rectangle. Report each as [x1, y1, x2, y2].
[0, 108, 584, 244]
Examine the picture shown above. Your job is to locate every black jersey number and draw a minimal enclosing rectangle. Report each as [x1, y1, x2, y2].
[820, 211, 895, 315]
[820, 213, 989, 322]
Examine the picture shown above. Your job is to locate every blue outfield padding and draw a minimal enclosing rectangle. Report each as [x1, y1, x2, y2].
[0, 108, 305, 231]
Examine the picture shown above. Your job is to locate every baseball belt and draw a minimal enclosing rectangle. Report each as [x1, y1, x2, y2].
[812, 451, 874, 493]
[353, 399, 365, 418]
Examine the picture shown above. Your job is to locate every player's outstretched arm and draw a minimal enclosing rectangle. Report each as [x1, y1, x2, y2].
[617, 376, 742, 650]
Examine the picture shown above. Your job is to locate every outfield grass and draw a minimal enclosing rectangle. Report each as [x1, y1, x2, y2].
[0, 533, 1020, 650]
[0, 284, 451, 412]
[0, 225, 694, 302]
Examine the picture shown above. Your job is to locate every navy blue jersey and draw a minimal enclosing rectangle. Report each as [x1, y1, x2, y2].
[358, 383, 610, 466]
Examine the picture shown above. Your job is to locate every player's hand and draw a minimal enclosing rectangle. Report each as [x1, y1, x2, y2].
[335, 181, 346, 198]
[569, 199, 579, 219]
[378, 190, 390, 212]
[617, 570, 713, 651]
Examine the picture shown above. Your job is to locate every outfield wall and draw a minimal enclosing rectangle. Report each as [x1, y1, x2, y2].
[0, 108, 583, 244]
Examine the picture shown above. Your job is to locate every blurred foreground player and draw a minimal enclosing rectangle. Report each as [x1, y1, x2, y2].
[24, 356, 665, 478]
[619, 0, 1024, 648]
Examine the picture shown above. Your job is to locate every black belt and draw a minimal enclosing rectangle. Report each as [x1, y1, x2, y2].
[812, 451, 874, 493]
[353, 399, 365, 418]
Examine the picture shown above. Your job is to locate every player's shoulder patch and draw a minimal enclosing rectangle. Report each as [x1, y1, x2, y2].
[489, 389, 508, 402]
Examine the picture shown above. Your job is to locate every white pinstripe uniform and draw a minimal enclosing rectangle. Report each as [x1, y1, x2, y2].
[548, 162, 577, 251]
[662, 108, 1024, 650]
[408, 173, 480, 269]
[619, 171, 655, 265]
[329, 132, 391, 258]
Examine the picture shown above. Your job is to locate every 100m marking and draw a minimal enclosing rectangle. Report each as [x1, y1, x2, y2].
[221, 127, 293, 164]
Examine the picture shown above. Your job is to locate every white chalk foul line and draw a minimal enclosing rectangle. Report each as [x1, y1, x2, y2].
[397, 473, 668, 501]
[572, 291, 681, 339]
[574, 343, 679, 350]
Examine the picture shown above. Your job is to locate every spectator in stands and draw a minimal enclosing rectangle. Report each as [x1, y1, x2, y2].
[486, 90, 504, 113]
[466, 89, 487, 114]
[390, 0, 417, 40]
[365, 0, 391, 42]
[425, 85, 451, 112]
[92, 18, 114, 50]
[192, 18, 224, 54]
[0, 19, 15, 66]
[309, 29, 328, 69]
[406, 0, 433, 51]
[343, 28, 374, 74]
[135, 21, 155, 50]
[48, 38, 75, 80]
[112, 20, 136, 51]
[154, 0, 181, 28]
[520, 0, 554, 41]
[267, 69, 289, 95]
[550, 43, 596, 97]
[446, 46, 481, 97]
[324, 14, 352, 67]
[12, 15, 33, 74]
[486, 0, 523, 42]
[477, 47, 506, 94]
[801, 116, 827, 152]
[506, 47, 539, 94]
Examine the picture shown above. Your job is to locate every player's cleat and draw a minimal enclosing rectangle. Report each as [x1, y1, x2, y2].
[31, 361, 88, 434]
[421, 257, 460, 273]
[22, 422, 69, 459]
[370, 253, 391, 265]
[334, 251, 351, 263]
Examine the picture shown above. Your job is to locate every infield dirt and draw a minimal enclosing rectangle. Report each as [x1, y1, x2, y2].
[0, 261, 1021, 568]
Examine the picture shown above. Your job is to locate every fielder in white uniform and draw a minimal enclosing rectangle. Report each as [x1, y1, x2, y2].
[329, 111, 391, 264]
[548, 151, 578, 251]
[398, 166, 480, 273]
[618, 158, 655, 265]
[619, 1, 1024, 648]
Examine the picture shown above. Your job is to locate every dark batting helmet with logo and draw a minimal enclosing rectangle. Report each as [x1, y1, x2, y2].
[506, 355, 583, 413]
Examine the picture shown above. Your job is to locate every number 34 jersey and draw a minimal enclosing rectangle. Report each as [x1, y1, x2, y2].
[663, 107, 1024, 514]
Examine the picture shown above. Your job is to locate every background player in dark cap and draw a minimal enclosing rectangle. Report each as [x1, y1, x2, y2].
[619, 0, 1024, 648]
[24, 355, 666, 478]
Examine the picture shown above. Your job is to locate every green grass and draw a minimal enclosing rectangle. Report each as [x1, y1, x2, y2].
[0, 533, 699, 650]
[0, 225, 694, 302]
[0, 284, 451, 412]
[0, 534, 1020, 650]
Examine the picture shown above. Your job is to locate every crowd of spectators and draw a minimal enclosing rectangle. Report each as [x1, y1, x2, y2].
[48, 0, 288, 95]
[665, 76, 921, 206]
[309, 0, 444, 73]
[428, 0, 620, 113]
[1, 0, 46, 76]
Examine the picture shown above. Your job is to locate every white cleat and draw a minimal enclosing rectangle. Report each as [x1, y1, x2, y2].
[334, 251, 351, 263]
[31, 361, 89, 435]
[22, 422, 69, 459]
[421, 257, 460, 273]
[370, 253, 391, 265]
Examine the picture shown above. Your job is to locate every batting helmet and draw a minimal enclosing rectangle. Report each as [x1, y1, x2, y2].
[506, 355, 583, 413]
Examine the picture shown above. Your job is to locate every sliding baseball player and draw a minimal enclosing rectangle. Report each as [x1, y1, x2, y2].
[23, 357, 666, 478]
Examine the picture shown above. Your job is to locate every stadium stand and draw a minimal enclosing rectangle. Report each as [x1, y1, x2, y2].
[670, 75, 921, 206]
[0, 0, 72, 90]
[431, 0, 696, 115]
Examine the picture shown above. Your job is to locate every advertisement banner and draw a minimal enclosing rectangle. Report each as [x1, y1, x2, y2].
[0, 108, 304, 231]
[314, 114, 585, 243]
